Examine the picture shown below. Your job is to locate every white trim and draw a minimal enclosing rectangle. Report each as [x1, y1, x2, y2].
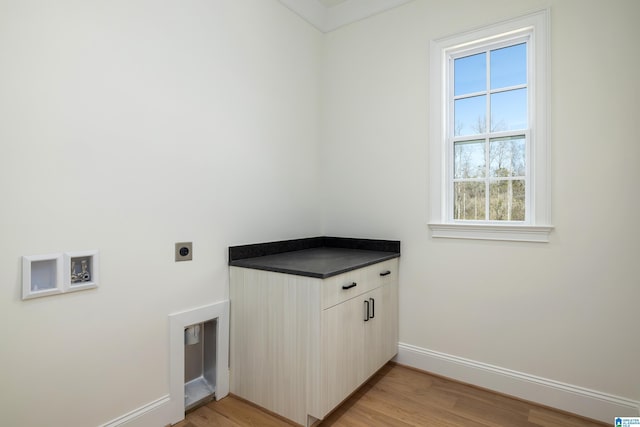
[168, 300, 230, 425]
[429, 9, 551, 242]
[98, 395, 170, 427]
[429, 223, 553, 242]
[278, 0, 414, 32]
[395, 343, 640, 423]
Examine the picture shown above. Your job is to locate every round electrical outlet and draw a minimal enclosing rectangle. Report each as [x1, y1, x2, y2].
[175, 242, 193, 261]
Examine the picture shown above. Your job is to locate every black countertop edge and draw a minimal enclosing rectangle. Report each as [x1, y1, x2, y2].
[228, 236, 400, 262]
[231, 252, 400, 279]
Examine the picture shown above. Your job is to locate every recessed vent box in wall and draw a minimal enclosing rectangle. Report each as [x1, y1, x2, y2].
[168, 300, 229, 424]
[184, 319, 217, 411]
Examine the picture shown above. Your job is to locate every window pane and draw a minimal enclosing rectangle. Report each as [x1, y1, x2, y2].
[490, 43, 526, 89]
[454, 53, 486, 96]
[490, 88, 527, 131]
[489, 179, 525, 221]
[454, 181, 486, 220]
[490, 136, 525, 177]
[454, 140, 485, 178]
[454, 95, 486, 136]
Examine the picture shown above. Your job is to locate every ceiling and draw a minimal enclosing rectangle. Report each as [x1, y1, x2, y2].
[278, 0, 414, 33]
[318, 0, 350, 7]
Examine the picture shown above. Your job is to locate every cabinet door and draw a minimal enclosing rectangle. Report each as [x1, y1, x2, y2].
[320, 295, 366, 416]
[363, 282, 398, 377]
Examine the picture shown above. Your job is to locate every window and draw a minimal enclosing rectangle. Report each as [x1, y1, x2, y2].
[429, 10, 553, 242]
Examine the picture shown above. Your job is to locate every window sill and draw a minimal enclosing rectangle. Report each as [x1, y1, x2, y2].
[428, 223, 554, 243]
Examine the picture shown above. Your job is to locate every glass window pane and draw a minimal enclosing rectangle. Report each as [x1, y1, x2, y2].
[489, 179, 525, 221]
[490, 43, 527, 89]
[454, 140, 485, 179]
[490, 88, 527, 131]
[490, 136, 525, 177]
[454, 95, 486, 136]
[454, 181, 486, 220]
[454, 53, 486, 96]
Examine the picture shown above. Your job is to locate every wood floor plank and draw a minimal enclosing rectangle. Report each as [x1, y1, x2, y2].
[321, 403, 417, 427]
[527, 407, 608, 427]
[372, 369, 459, 410]
[452, 395, 536, 427]
[187, 405, 236, 427]
[174, 363, 609, 427]
[345, 381, 474, 426]
[208, 396, 296, 426]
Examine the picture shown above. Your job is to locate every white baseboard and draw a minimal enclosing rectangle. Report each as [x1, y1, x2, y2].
[395, 342, 639, 423]
[98, 395, 171, 427]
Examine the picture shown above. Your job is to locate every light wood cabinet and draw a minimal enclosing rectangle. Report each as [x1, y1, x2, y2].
[230, 258, 399, 426]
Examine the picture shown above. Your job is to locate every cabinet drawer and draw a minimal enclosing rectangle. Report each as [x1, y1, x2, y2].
[321, 258, 398, 309]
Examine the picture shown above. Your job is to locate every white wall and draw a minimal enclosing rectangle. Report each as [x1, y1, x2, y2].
[321, 0, 639, 411]
[0, 1, 322, 425]
[3, 0, 639, 424]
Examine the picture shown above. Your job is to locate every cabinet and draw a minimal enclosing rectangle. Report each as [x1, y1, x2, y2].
[318, 282, 397, 417]
[230, 258, 398, 426]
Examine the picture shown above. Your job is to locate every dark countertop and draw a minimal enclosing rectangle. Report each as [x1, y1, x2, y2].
[229, 237, 400, 278]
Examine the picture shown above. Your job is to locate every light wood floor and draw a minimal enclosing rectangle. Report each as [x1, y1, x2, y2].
[174, 363, 607, 427]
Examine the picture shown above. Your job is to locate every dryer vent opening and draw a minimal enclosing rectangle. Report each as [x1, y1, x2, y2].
[184, 319, 217, 411]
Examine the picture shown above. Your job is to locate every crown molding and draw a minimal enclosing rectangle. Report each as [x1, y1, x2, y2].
[278, 0, 414, 33]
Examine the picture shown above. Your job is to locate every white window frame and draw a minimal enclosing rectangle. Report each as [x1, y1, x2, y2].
[428, 9, 553, 242]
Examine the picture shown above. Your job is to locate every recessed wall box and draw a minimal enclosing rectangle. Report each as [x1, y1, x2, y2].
[64, 250, 99, 292]
[22, 253, 64, 300]
[184, 320, 217, 411]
